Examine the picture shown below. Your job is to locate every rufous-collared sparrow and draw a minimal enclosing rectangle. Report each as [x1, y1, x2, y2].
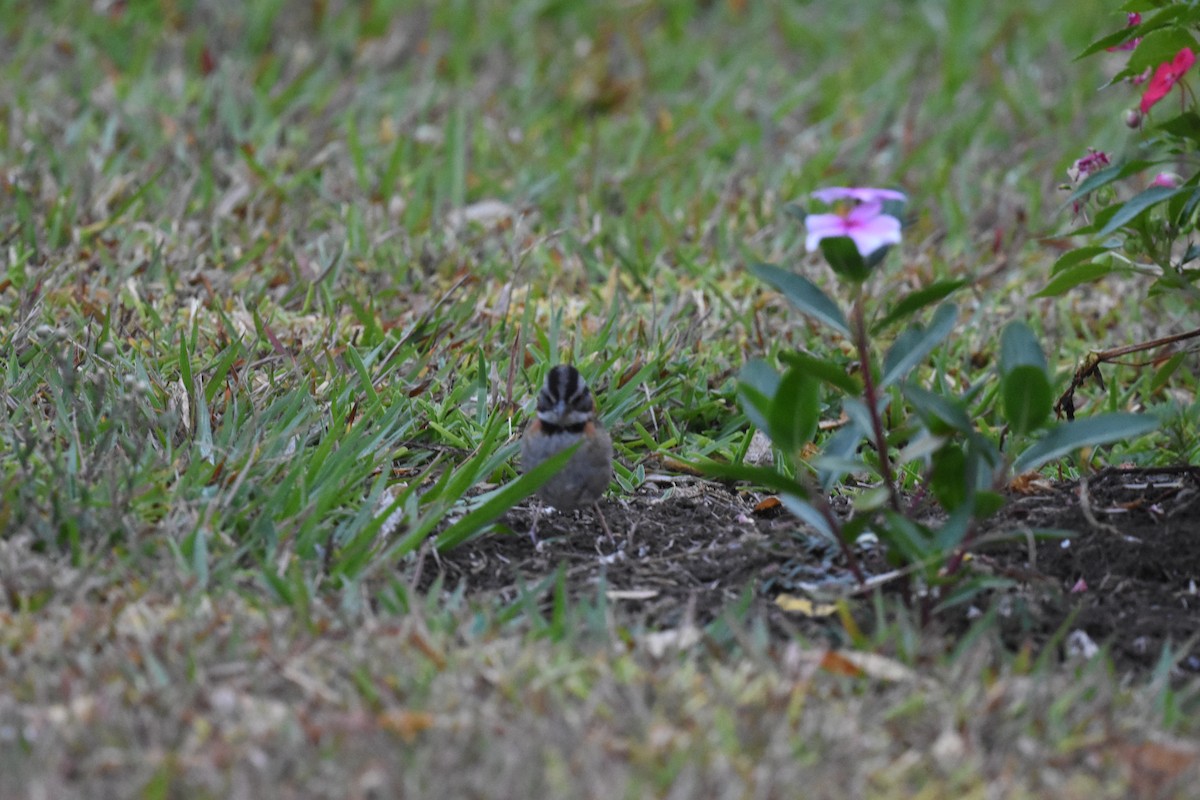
[520, 364, 613, 542]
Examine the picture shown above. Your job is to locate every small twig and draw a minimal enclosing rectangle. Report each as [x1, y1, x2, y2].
[1056, 326, 1200, 420]
[1021, 525, 1037, 571]
[1076, 477, 1128, 538]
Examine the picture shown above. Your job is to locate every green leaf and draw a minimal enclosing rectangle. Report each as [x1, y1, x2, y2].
[929, 444, 968, 511]
[740, 359, 781, 395]
[737, 359, 781, 435]
[750, 261, 849, 336]
[1001, 366, 1053, 435]
[879, 303, 957, 389]
[780, 350, 861, 394]
[1013, 414, 1159, 473]
[1126, 26, 1200, 77]
[204, 342, 242, 406]
[840, 396, 879, 439]
[1173, 185, 1200, 227]
[973, 490, 1006, 520]
[778, 493, 836, 540]
[902, 384, 975, 435]
[739, 359, 821, 455]
[876, 513, 934, 562]
[769, 367, 820, 453]
[1156, 111, 1200, 140]
[873, 279, 967, 332]
[1097, 185, 1183, 236]
[819, 236, 870, 283]
[998, 323, 1051, 434]
[998, 321, 1047, 377]
[816, 421, 867, 490]
[1144, 3, 1200, 28]
[1050, 245, 1113, 276]
[343, 346, 380, 408]
[1034, 261, 1116, 298]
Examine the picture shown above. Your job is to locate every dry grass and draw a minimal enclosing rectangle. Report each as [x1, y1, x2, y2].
[3, 535, 1198, 799]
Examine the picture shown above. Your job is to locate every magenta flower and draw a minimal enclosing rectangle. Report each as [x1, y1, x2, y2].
[1140, 47, 1195, 113]
[1151, 172, 1182, 188]
[1066, 148, 1110, 185]
[805, 199, 902, 256]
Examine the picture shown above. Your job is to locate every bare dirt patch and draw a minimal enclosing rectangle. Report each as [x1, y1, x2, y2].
[424, 468, 1200, 674]
[990, 467, 1200, 673]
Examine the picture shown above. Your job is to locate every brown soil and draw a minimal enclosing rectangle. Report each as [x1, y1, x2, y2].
[420, 468, 1200, 675]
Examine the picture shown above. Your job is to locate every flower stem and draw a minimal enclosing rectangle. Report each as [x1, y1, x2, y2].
[852, 293, 902, 514]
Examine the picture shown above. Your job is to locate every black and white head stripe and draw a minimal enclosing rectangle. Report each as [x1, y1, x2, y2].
[539, 364, 593, 414]
[534, 365, 596, 435]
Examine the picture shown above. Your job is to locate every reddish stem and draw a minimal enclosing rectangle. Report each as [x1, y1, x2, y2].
[851, 294, 902, 514]
[808, 487, 865, 585]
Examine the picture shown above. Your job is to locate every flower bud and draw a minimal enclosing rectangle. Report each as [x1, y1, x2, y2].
[1151, 172, 1182, 188]
[1125, 108, 1142, 128]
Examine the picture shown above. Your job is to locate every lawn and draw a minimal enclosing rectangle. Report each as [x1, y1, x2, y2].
[2, 0, 1199, 797]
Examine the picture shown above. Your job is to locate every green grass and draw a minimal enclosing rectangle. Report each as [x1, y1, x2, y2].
[2, 0, 1198, 796]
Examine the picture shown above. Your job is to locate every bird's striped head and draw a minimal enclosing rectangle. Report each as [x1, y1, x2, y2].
[536, 364, 595, 429]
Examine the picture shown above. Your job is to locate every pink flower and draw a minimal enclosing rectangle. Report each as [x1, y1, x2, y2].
[1107, 12, 1142, 52]
[1140, 47, 1195, 113]
[805, 200, 902, 256]
[810, 187, 907, 204]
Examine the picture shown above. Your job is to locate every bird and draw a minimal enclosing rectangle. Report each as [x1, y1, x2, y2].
[520, 364, 614, 543]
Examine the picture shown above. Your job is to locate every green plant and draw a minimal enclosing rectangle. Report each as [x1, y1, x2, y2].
[1047, 7, 1200, 411]
[717, 187, 1155, 616]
